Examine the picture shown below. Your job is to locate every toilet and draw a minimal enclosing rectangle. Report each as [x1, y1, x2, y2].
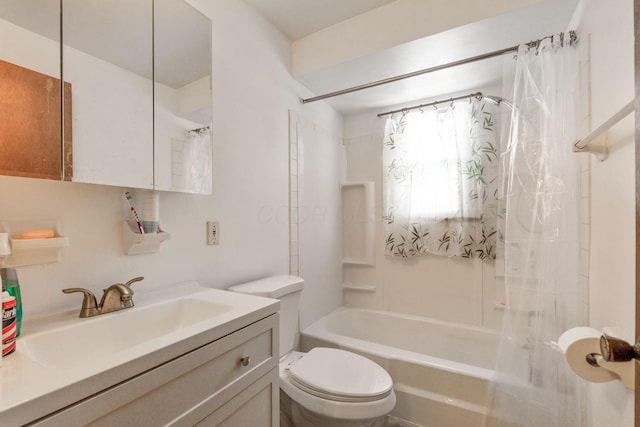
[228, 275, 396, 427]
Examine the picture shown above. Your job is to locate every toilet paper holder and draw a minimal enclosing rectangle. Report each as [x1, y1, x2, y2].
[597, 334, 640, 363]
[584, 333, 637, 390]
[559, 327, 636, 389]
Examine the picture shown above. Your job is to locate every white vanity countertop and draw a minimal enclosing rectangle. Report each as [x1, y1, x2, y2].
[0, 281, 279, 426]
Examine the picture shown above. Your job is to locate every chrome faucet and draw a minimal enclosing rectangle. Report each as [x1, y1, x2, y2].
[63, 276, 144, 318]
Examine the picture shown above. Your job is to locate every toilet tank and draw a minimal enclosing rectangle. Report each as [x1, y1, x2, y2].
[228, 275, 304, 357]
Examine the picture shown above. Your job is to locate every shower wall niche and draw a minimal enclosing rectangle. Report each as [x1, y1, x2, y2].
[341, 181, 375, 266]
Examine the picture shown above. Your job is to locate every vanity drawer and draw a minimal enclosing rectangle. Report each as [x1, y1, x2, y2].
[195, 367, 278, 427]
[32, 314, 279, 426]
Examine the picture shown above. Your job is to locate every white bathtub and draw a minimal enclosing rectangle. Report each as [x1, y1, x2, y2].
[299, 308, 499, 427]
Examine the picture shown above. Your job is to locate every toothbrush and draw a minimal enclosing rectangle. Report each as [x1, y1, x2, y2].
[124, 192, 145, 234]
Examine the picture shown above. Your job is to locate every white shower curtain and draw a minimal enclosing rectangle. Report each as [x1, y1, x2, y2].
[485, 33, 588, 426]
[184, 127, 212, 194]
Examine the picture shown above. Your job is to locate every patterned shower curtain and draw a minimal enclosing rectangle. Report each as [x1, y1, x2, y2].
[382, 97, 500, 259]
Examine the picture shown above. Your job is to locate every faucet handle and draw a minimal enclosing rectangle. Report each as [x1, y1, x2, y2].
[62, 288, 99, 318]
[125, 276, 144, 287]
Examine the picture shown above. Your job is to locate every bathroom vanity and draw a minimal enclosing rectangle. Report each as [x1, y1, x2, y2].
[0, 283, 279, 426]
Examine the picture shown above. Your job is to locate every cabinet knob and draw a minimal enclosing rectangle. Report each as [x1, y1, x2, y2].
[240, 355, 250, 367]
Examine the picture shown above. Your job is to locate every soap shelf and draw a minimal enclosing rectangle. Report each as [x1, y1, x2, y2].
[0, 219, 69, 267]
[342, 282, 376, 293]
[123, 221, 170, 255]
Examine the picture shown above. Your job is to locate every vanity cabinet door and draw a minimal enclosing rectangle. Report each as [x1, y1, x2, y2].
[32, 314, 279, 427]
[63, 0, 154, 189]
[153, 0, 212, 194]
[63, 0, 213, 192]
[195, 368, 278, 427]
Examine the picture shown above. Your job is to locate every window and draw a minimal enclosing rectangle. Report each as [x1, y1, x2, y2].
[383, 98, 499, 259]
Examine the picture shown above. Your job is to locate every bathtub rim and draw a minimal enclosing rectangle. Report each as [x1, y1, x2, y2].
[301, 306, 498, 382]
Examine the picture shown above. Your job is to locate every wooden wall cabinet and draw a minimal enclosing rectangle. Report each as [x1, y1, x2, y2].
[0, 59, 73, 181]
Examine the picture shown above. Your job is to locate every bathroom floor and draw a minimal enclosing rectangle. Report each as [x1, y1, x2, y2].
[387, 416, 423, 427]
[280, 412, 422, 427]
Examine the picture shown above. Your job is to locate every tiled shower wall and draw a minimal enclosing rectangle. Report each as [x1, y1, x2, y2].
[577, 34, 592, 323]
[289, 111, 300, 277]
[288, 111, 344, 329]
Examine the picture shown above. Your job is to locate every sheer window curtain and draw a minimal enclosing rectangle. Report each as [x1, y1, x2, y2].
[485, 34, 587, 426]
[383, 97, 499, 259]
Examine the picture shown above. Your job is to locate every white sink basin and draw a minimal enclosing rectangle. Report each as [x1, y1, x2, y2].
[19, 297, 233, 367]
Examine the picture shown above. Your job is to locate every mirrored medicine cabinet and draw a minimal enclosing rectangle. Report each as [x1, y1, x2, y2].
[0, 0, 212, 194]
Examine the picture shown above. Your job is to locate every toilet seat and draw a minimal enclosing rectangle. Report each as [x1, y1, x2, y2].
[279, 350, 396, 421]
[288, 348, 392, 402]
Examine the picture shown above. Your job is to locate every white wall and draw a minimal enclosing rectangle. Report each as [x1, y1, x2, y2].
[0, 0, 343, 333]
[292, 0, 541, 77]
[573, 0, 635, 426]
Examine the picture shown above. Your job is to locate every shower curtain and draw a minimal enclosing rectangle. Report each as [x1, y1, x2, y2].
[184, 127, 213, 194]
[485, 33, 588, 426]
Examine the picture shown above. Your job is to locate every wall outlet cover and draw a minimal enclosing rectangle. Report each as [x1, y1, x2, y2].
[207, 221, 219, 245]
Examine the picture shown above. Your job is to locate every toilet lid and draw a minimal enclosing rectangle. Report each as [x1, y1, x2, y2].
[288, 348, 393, 402]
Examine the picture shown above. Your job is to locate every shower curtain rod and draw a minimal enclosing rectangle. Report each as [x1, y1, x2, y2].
[188, 125, 210, 134]
[301, 31, 576, 105]
[377, 91, 499, 117]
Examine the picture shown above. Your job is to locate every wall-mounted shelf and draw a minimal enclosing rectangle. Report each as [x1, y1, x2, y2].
[342, 258, 375, 266]
[123, 221, 170, 255]
[0, 220, 69, 267]
[342, 282, 376, 293]
[341, 182, 375, 266]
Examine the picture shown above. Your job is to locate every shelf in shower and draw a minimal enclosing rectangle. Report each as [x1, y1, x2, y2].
[341, 181, 375, 267]
[342, 282, 376, 293]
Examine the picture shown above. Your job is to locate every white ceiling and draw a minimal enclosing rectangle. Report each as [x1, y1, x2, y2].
[244, 0, 580, 115]
[242, 0, 396, 40]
